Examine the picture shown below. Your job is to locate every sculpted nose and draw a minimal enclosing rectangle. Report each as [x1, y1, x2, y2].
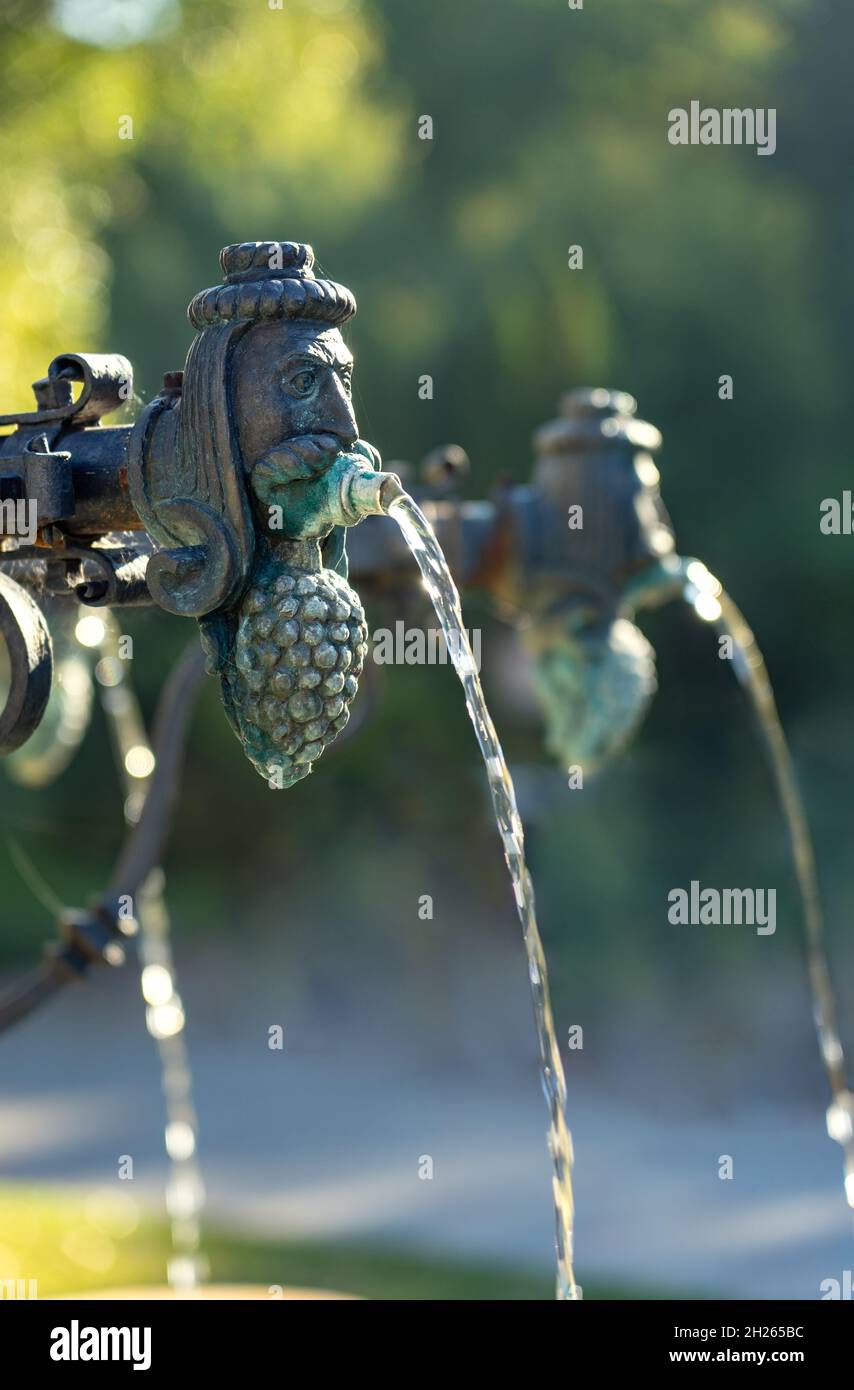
[321, 373, 358, 449]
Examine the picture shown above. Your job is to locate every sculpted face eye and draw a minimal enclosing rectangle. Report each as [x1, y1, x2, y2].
[339, 366, 353, 399]
[284, 366, 319, 399]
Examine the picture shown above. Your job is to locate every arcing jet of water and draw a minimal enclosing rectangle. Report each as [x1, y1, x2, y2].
[387, 490, 580, 1302]
[677, 558, 854, 1215]
[95, 613, 207, 1290]
[508, 388, 852, 1225]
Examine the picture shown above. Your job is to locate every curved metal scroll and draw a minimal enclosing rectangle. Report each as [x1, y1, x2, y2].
[0, 572, 53, 754]
[127, 324, 255, 618]
[5, 599, 94, 787]
[140, 496, 241, 619]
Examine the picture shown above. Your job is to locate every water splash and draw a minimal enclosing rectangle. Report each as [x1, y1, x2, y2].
[96, 616, 207, 1292]
[682, 559, 854, 1216]
[388, 493, 580, 1300]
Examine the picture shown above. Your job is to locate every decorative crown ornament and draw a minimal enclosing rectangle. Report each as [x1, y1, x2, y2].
[187, 241, 356, 330]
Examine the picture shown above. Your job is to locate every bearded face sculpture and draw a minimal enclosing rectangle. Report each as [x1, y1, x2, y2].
[129, 241, 402, 786]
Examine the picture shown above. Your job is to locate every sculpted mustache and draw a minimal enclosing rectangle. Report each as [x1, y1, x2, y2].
[251, 434, 343, 498]
[259, 432, 342, 480]
[251, 436, 383, 507]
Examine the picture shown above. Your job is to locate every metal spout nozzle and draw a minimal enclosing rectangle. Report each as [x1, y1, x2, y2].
[339, 466, 405, 523]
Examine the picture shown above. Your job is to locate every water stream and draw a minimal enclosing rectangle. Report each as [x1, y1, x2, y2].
[681, 560, 854, 1216]
[96, 616, 207, 1291]
[388, 493, 580, 1301]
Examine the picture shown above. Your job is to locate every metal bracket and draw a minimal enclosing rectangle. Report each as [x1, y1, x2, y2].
[0, 353, 133, 430]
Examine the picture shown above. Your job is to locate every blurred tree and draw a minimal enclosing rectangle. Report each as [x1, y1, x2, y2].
[0, 0, 850, 1009]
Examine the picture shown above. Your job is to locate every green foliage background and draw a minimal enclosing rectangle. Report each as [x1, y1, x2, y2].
[1, 0, 852, 1038]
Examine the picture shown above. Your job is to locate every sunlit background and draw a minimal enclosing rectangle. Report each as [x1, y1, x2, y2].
[1, 0, 852, 1299]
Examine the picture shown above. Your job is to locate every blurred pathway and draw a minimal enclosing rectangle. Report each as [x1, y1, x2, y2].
[1, 943, 851, 1300]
